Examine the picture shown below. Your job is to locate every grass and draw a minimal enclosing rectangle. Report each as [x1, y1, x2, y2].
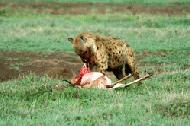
[1, 0, 190, 6]
[0, 1, 190, 126]
[0, 72, 190, 125]
[0, 11, 190, 52]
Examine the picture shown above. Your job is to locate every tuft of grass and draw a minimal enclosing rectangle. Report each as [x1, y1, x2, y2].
[155, 97, 190, 118]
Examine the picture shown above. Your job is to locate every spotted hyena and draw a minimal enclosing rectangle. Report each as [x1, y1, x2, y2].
[68, 32, 140, 80]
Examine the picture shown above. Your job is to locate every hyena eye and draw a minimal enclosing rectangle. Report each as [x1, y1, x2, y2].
[81, 50, 87, 55]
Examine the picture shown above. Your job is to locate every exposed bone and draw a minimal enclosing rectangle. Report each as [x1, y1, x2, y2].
[112, 74, 132, 85]
[106, 74, 132, 88]
[113, 74, 152, 89]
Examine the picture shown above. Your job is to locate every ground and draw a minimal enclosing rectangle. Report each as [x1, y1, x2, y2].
[0, 51, 82, 81]
[0, 1, 190, 126]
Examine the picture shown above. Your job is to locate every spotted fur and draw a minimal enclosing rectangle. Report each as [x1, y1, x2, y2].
[68, 32, 140, 79]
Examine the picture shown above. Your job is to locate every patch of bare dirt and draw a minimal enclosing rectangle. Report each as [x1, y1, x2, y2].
[0, 50, 188, 82]
[0, 2, 190, 15]
[0, 62, 19, 81]
[0, 50, 171, 82]
[0, 51, 82, 82]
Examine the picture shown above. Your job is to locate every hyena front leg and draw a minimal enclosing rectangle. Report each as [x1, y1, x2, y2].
[96, 52, 108, 75]
[97, 62, 108, 75]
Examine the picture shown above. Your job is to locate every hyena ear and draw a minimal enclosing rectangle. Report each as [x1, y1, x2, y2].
[80, 35, 87, 41]
[68, 38, 74, 43]
[80, 37, 86, 45]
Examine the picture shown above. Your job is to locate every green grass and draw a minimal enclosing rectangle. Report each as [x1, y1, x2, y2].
[1, 0, 190, 6]
[0, 11, 190, 52]
[0, 2, 190, 126]
[0, 72, 190, 125]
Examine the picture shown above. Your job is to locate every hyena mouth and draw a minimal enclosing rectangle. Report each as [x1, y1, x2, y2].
[84, 59, 88, 63]
[81, 58, 88, 63]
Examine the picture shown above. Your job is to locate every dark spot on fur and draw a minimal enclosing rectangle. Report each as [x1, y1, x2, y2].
[101, 61, 104, 64]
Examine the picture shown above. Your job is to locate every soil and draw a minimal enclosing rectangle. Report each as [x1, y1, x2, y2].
[0, 51, 82, 82]
[0, 50, 189, 82]
[0, 2, 190, 15]
[0, 50, 175, 82]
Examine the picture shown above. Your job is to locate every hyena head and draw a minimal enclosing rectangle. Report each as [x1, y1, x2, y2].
[68, 32, 97, 63]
